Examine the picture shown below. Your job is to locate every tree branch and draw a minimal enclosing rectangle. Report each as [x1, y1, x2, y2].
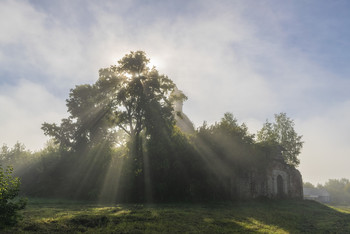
[117, 124, 131, 136]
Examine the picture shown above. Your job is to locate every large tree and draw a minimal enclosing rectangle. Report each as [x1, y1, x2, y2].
[97, 51, 177, 150]
[97, 51, 180, 200]
[42, 51, 180, 151]
[41, 51, 184, 201]
[257, 113, 304, 167]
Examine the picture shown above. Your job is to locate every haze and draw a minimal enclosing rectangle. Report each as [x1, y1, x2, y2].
[1, 0, 350, 185]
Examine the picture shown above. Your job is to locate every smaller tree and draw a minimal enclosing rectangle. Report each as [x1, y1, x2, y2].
[257, 113, 303, 167]
[0, 143, 33, 170]
[0, 165, 26, 228]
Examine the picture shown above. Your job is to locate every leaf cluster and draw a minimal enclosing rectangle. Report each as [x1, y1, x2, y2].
[0, 165, 26, 228]
[41, 51, 178, 154]
[257, 113, 303, 167]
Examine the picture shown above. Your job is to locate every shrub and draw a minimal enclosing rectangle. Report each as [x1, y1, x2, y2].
[0, 165, 27, 228]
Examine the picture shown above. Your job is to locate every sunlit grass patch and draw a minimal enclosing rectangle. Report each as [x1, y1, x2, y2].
[110, 209, 131, 216]
[4, 199, 350, 233]
[330, 206, 350, 214]
[234, 217, 288, 233]
[203, 217, 214, 223]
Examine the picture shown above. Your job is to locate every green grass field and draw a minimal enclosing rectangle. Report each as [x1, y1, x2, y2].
[3, 199, 350, 233]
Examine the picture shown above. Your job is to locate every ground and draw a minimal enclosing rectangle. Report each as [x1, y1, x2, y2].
[3, 199, 350, 233]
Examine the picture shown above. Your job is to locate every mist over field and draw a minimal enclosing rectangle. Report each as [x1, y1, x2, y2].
[1, 0, 350, 194]
[2, 1, 350, 233]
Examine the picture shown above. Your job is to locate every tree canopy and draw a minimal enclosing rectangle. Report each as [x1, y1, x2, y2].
[42, 51, 182, 152]
[40, 51, 187, 201]
[257, 113, 304, 167]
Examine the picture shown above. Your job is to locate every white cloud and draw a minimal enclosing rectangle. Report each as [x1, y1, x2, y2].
[0, 80, 66, 150]
[0, 0, 45, 44]
[0, 0, 99, 90]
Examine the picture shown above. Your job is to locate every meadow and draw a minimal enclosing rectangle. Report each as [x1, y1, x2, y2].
[3, 199, 350, 233]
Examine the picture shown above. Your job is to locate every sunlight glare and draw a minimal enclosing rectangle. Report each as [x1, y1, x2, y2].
[147, 58, 161, 70]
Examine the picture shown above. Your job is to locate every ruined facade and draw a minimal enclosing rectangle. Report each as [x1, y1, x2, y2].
[174, 89, 303, 199]
[231, 153, 303, 199]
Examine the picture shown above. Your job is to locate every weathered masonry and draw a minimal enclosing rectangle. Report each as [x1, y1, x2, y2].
[223, 151, 303, 199]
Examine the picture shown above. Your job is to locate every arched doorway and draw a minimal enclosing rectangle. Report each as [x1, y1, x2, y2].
[277, 175, 284, 197]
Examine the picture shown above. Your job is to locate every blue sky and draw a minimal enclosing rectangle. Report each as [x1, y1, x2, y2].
[1, 0, 350, 184]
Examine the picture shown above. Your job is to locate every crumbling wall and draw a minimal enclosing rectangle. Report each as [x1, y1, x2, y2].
[232, 170, 269, 199]
[287, 167, 303, 198]
[265, 160, 303, 198]
[230, 160, 303, 199]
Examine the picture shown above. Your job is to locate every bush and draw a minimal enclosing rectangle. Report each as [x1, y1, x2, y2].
[0, 165, 26, 228]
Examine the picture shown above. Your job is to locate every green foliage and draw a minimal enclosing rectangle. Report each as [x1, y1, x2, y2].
[0, 165, 26, 228]
[37, 51, 186, 202]
[257, 113, 303, 167]
[18, 111, 294, 202]
[145, 127, 205, 201]
[18, 141, 115, 200]
[0, 142, 33, 169]
[7, 52, 305, 203]
[190, 113, 273, 200]
[195, 112, 262, 169]
[42, 83, 115, 151]
[42, 51, 177, 152]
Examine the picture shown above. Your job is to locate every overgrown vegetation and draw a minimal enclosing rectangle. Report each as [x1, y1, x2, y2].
[0, 165, 26, 228]
[1, 51, 304, 203]
[3, 199, 350, 233]
[257, 113, 304, 167]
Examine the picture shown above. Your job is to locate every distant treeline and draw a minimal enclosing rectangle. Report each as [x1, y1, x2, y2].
[304, 179, 350, 205]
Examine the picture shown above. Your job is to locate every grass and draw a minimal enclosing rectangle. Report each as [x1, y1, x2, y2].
[3, 198, 350, 233]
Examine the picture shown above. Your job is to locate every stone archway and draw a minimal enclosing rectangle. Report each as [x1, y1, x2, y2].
[277, 175, 284, 197]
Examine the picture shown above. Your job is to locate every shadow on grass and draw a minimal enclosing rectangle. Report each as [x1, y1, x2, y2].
[228, 199, 350, 233]
[5, 199, 350, 233]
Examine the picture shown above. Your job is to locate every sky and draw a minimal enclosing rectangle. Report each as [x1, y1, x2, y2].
[1, 0, 350, 185]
